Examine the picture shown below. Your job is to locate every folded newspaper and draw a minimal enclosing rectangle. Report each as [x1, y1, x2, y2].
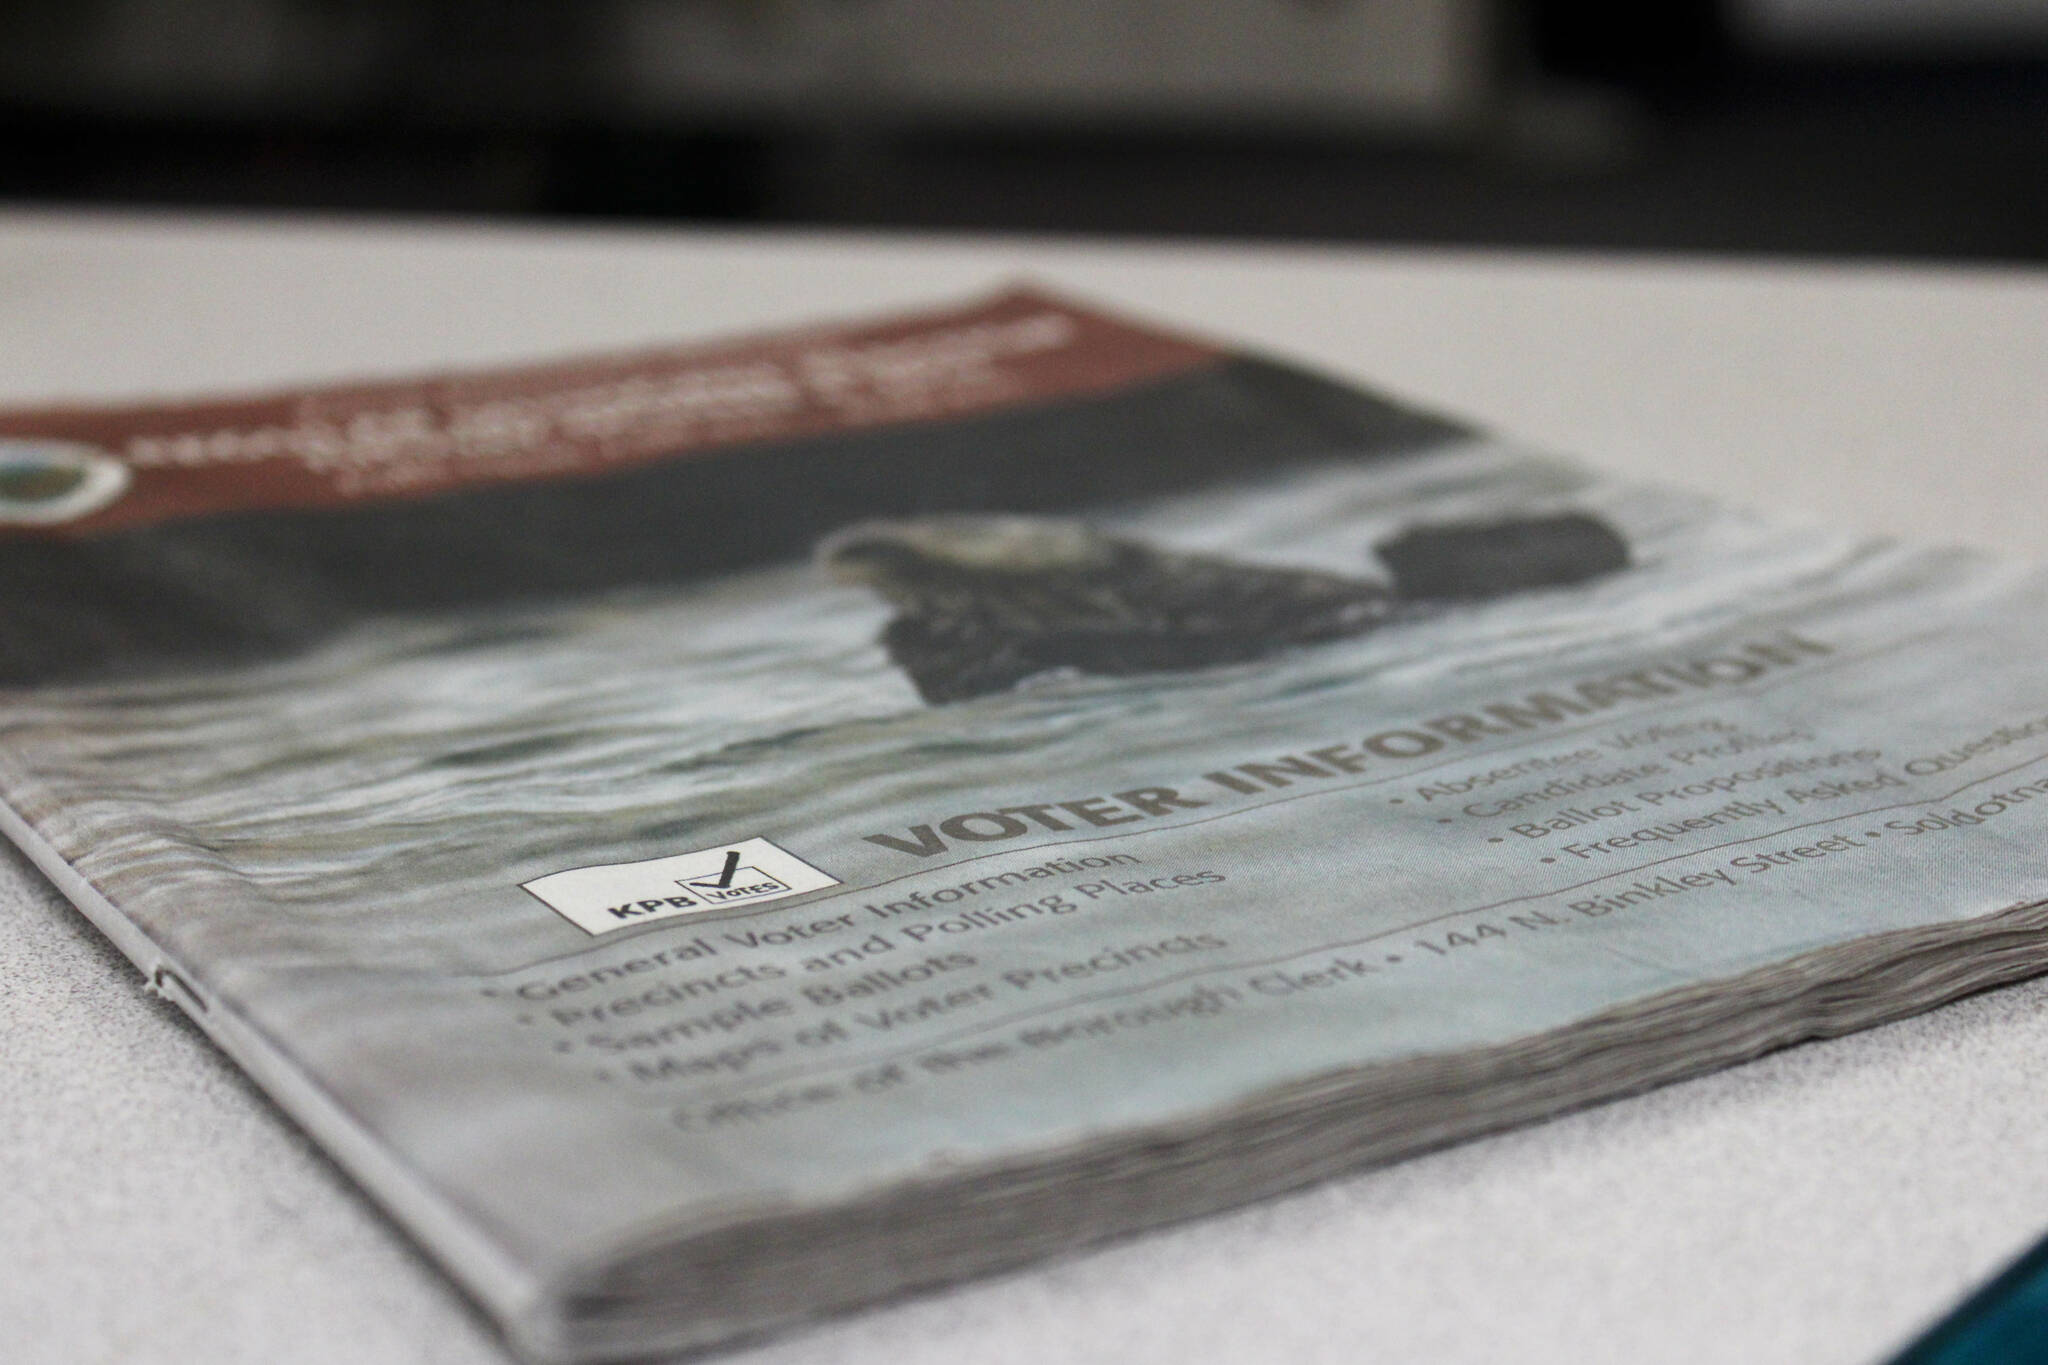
[5, 288, 2047, 1361]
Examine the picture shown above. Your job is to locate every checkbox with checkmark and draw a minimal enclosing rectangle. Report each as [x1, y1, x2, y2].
[521, 836, 839, 934]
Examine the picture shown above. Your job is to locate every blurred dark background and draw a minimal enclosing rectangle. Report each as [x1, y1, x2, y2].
[1, 0, 2044, 260]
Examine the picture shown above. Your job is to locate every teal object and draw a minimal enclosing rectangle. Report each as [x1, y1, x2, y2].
[1892, 1235, 2048, 1364]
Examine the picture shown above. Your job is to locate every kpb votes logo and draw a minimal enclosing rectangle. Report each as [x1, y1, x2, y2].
[684, 850, 786, 903]
[521, 838, 839, 935]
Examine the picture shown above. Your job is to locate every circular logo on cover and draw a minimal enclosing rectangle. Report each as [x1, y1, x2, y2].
[0, 440, 131, 524]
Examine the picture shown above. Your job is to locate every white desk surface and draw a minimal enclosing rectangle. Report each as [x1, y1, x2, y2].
[4, 211, 2046, 1365]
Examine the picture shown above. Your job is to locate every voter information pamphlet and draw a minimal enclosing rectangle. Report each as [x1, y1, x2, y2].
[4, 288, 2047, 1362]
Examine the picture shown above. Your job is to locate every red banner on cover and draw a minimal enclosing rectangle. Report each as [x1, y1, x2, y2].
[0, 287, 1224, 538]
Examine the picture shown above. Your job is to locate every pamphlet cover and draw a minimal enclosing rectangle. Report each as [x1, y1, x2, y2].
[4, 288, 2046, 1361]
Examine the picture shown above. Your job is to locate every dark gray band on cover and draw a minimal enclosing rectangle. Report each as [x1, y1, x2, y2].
[0, 356, 1468, 685]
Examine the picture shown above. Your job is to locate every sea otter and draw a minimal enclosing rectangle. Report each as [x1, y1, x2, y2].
[820, 512, 1628, 704]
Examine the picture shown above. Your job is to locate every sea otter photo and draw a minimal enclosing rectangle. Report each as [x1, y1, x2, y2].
[820, 511, 1633, 703]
